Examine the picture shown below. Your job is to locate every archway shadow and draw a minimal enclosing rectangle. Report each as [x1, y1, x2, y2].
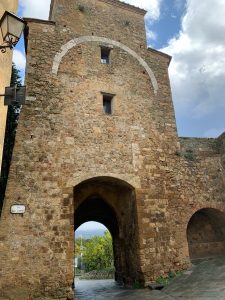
[187, 208, 225, 260]
[74, 176, 142, 285]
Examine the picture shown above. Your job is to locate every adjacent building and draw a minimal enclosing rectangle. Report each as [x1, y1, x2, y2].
[0, 0, 18, 173]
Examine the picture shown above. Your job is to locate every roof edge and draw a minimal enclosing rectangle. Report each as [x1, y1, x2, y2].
[23, 18, 56, 25]
[148, 47, 172, 64]
[98, 0, 146, 15]
[179, 137, 216, 140]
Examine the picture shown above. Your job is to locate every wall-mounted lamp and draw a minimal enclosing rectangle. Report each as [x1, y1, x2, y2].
[0, 85, 26, 106]
[0, 11, 25, 53]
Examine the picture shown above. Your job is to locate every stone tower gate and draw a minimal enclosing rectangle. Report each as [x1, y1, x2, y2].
[0, 0, 225, 299]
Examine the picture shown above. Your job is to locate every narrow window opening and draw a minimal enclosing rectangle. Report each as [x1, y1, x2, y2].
[103, 94, 113, 114]
[101, 47, 111, 64]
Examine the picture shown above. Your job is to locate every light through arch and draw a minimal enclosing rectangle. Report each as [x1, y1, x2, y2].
[75, 221, 114, 278]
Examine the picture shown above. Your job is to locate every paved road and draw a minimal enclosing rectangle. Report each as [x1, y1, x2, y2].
[75, 279, 170, 299]
[163, 255, 225, 299]
[75, 255, 225, 299]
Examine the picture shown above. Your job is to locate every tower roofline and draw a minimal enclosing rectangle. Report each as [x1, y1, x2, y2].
[148, 47, 172, 65]
[49, 0, 146, 20]
[98, 0, 146, 15]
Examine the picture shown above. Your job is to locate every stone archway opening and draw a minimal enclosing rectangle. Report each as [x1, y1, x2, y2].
[187, 208, 225, 260]
[75, 221, 114, 278]
[74, 176, 141, 285]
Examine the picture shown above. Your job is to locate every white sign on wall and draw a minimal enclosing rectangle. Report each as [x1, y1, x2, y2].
[10, 205, 26, 214]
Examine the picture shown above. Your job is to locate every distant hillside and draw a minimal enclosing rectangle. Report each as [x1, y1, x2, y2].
[75, 229, 105, 239]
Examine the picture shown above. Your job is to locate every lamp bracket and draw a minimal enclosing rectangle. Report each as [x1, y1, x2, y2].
[0, 44, 13, 53]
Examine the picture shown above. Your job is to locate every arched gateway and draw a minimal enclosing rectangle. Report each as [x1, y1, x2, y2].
[74, 176, 140, 284]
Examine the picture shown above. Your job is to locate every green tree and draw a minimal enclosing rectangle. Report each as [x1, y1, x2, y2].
[82, 231, 113, 272]
[11, 62, 22, 87]
[75, 242, 81, 256]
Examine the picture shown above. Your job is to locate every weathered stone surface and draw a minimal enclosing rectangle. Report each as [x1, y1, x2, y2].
[0, 0, 225, 298]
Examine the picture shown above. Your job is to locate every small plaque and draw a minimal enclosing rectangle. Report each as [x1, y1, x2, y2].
[11, 205, 26, 214]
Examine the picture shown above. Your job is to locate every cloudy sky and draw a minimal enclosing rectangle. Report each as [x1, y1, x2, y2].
[14, 0, 225, 231]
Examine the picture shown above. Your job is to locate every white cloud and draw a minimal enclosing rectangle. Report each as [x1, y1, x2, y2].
[121, 0, 162, 21]
[146, 29, 157, 41]
[19, 0, 51, 19]
[18, 0, 162, 21]
[162, 0, 225, 136]
[173, 0, 184, 12]
[13, 49, 26, 71]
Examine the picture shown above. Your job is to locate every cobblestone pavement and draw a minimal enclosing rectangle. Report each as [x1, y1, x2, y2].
[75, 255, 225, 299]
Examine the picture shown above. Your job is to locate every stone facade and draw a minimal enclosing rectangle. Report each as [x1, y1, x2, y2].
[0, 0, 18, 174]
[0, 0, 225, 299]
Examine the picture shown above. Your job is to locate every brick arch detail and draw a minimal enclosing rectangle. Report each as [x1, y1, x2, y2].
[52, 36, 159, 95]
[71, 173, 141, 189]
[184, 203, 225, 228]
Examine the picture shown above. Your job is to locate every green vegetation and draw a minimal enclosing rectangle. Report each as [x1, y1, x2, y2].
[156, 271, 182, 286]
[75, 230, 114, 274]
[175, 149, 196, 161]
[156, 276, 169, 285]
[132, 280, 144, 289]
[77, 4, 85, 12]
[184, 149, 196, 161]
[11, 62, 22, 87]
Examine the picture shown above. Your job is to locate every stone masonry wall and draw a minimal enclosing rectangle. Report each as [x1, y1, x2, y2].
[218, 132, 225, 150]
[172, 136, 225, 262]
[0, 0, 225, 298]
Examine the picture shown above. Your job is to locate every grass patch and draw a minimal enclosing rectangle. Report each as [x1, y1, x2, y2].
[156, 271, 182, 286]
[132, 280, 144, 289]
[77, 4, 85, 12]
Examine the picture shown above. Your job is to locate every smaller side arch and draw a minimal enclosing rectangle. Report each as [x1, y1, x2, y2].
[187, 208, 225, 260]
[52, 36, 158, 95]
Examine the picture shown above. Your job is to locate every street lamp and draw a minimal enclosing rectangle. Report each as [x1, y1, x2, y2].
[0, 11, 25, 53]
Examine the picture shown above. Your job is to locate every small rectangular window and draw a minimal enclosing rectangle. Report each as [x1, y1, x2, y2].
[103, 94, 113, 114]
[101, 47, 111, 64]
